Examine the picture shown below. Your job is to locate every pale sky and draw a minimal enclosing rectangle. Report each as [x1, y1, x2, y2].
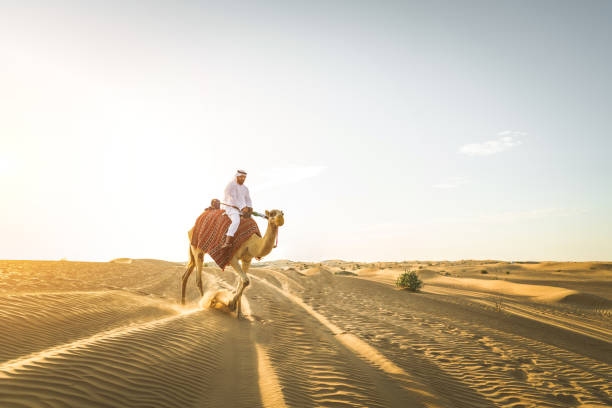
[1, 1, 611, 262]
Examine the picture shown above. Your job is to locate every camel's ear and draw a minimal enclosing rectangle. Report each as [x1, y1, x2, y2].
[265, 210, 270, 217]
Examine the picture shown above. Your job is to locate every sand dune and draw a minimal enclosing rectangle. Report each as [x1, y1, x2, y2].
[422, 274, 612, 310]
[1, 259, 611, 407]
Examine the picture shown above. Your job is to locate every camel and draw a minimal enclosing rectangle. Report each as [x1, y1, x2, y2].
[181, 209, 284, 317]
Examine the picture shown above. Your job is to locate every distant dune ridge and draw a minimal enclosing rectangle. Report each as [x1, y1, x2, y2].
[110, 257, 133, 264]
[0, 258, 611, 407]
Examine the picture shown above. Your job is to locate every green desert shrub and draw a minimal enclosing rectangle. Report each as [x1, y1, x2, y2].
[396, 271, 423, 292]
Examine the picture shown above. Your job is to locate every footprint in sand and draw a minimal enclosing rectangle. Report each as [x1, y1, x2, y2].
[509, 368, 528, 380]
[512, 356, 534, 366]
[588, 386, 612, 405]
[551, 392, 580, 405]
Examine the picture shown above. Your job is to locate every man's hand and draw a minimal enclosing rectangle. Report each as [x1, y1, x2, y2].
[241, 207, 253, 218]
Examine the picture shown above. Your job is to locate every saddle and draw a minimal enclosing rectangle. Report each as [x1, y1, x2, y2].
[191, 208, 261, 270]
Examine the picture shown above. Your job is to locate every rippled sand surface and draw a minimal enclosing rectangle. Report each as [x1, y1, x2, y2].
[1, 259, 610, 407]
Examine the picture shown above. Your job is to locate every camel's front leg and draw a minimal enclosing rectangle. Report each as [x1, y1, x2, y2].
[235, 258, 252, 318]
[229, 258, 250, 287]
[228, 258, 250, 312]
[241, 258, 252, 287]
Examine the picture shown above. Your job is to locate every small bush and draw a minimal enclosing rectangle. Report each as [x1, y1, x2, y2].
[481, 270, 488, 274]
[396, 271, 423, 292]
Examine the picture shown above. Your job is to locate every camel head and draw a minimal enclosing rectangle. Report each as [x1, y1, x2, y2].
[265, 209, 285, 227]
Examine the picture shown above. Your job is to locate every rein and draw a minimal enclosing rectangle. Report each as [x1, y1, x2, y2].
[220, 201, 277, 247]
[220, 202, 269, 219]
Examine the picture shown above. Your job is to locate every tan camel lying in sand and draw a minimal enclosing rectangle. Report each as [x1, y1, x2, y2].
[181, 210, 284, 316]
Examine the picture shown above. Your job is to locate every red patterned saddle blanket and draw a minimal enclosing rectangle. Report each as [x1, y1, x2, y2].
[190, 209, 261, 270]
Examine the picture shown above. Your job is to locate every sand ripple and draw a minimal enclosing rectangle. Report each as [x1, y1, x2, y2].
[1, 260, 610, 407]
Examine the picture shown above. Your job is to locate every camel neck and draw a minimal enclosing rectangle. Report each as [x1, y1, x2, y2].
[255, 222, 278, 258]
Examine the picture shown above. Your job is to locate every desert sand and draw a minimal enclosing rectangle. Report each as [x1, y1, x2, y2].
[0, 258, 610, 407]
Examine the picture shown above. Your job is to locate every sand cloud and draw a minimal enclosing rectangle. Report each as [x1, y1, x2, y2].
[459, 131, 526, 156]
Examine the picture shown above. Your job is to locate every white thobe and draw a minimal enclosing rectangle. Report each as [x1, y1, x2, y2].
[221, 179, 252, 236]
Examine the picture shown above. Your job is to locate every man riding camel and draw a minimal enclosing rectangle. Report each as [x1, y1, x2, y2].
[221, 170, 253, 248]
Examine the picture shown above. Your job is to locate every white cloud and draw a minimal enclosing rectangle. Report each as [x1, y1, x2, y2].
[251, 165, 327, 192]
[433, 177, 469, 189]
[459, 131, 526, 156]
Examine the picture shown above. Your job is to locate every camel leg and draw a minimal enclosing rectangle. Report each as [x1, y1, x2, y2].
[195, 252, 205, 298]
[240, 258, 252, 287]
[227, 258, 250, 312]
[235, 258, 252, 318]
[181, 247, 196, 305]
[232, 283, 247, 318]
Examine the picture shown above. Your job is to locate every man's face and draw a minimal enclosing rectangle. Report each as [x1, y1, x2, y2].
[237, 175, 246, 185]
